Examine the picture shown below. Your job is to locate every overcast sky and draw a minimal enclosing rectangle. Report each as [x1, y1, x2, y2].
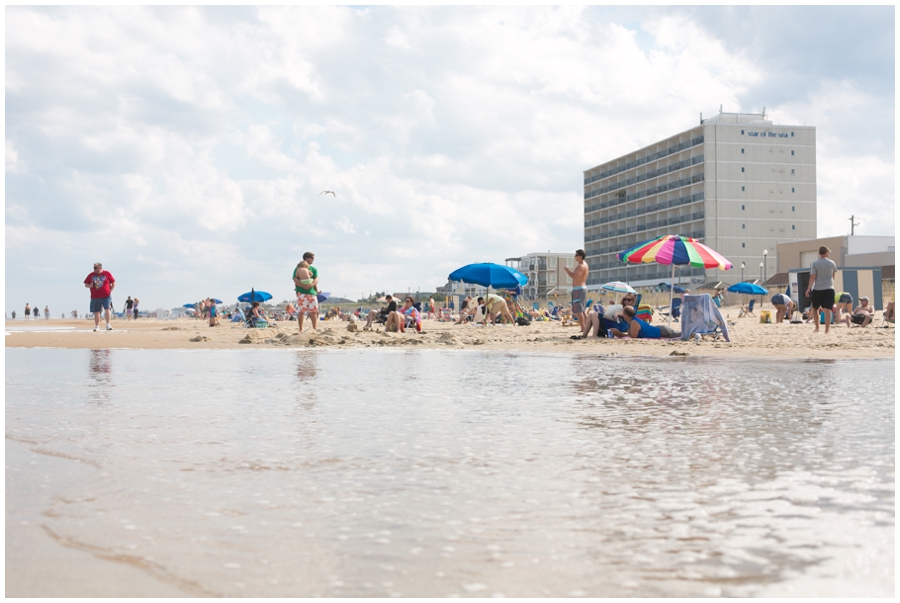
[5, 5, 895, 314]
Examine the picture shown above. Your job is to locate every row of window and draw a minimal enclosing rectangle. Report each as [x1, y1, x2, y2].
[586, 230, 705, 259]
[585, 192, 703, 229]
[586, 262, 707, 282]
[585, 173, 704, 206]
[741, 148, 795, 155]
[740, 205, 796, 212]
[739, 186, 796, 193]
[584, 154, 704, 200]
[584, 135, 705, 185]
[587, 211, 705, 243]
[741, 167, 795, 174]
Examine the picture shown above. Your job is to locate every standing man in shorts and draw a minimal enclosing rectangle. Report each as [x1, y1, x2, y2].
[563, 249, 590, 331]
[293, 251, 319, 333]
[84, 262, 116, 331]
[805, 246, 837, 334]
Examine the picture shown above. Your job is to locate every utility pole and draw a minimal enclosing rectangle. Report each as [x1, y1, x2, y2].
[849, 215, 860, 235]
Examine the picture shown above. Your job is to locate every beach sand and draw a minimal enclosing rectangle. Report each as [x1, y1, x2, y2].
[6, 311, 894, 359]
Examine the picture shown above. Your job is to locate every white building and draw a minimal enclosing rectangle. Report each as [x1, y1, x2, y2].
[583, 110, 816, 288]
[505, 253, 575, 300]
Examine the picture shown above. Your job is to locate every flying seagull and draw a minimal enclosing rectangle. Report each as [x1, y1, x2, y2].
[320, 190, 336, 197]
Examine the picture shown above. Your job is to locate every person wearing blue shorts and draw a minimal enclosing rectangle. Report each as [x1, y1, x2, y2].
[84, 262, 116, 331]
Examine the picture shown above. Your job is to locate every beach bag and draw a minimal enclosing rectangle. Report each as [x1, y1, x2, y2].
[790, 311, 803, 324]
[759, 310, 772, 324]
[515, 316, 531, 326]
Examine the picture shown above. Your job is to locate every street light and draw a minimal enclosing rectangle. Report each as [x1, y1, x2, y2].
[759, 262, 764, 283]
[741, 262, 745, 282]
[763, 249, 768, 285]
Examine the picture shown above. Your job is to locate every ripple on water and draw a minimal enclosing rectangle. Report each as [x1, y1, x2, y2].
[5, 349, 895, 597]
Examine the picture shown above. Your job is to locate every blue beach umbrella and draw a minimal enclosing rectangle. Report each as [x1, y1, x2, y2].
[210, 298, 223, 304]
[238, 290, 273, 303]
[317, 292, 331, 304]
[183, 303, 196, 308]
[727, 282, 768, 295]
[449, 263, 528, 290]
[658, 282, 687, 293]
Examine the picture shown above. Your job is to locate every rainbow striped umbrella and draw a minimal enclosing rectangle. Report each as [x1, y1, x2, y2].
[617, 234, 732, 327]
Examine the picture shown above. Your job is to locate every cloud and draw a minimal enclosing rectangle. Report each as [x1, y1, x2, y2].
[5, 6, 893, 313]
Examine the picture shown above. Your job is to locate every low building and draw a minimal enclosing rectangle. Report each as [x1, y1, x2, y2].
[505, 253, 576, 300]
[773, 235, 895, 284]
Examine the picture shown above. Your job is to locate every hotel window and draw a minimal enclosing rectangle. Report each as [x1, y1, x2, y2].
[741, 205, 745, 210]
[791, 132, 794, 137]
[741, 186, 745, 191]
[792, 206, 795, 211]
[791, 168, 795, 174]
[741, 148, 745, 154]
[742, 242, 746, 248]
[741, 167, 745, 173]
[791, 150, 794, 155]
[792, 225, 796, 230]
[742, 224, 745, 229]
[792, 187, 795, 193]
[741, 129, 744, 135]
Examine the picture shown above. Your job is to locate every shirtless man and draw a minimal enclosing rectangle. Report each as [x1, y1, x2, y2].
[563, 249, 589, 331]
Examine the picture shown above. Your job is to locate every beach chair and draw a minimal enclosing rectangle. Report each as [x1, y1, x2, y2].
[657, 298, 682, 322]
[738, 299, 756, 318]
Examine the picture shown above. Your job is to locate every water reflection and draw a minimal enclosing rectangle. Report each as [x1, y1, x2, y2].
[5, 349, 894, 598]
[86, 348, 113, 405]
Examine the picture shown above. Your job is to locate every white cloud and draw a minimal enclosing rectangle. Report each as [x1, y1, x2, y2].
[4, 6, 893, 312]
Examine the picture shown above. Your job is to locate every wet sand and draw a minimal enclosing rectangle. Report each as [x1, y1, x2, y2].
[6, 311, 895, 359]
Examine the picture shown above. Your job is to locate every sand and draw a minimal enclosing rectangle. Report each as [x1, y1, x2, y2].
[6, 310, 894, 359]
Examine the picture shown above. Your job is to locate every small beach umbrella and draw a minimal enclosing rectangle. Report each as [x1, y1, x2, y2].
[317, 292, 331, 304]
[183, 303, 196, 308]
[726, 282, 768, 295]
[600, 281, 637, 294]
[210, 298, 223, 304]
[449, 263, 528, 290]
[727, 282, 768, 311]
[658, 282, 687, 293]
[238, 290, 273, 303]
[618, 234, 732, 328]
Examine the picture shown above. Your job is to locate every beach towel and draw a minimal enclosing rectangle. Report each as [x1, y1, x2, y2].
[680, 294, 730, 342]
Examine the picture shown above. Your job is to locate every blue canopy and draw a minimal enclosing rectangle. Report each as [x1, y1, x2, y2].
[210, 298, 223, 304]
[727, 282, 768, 295]
[449, 263, 528, 289]
[317, 292, 330, 304]
[238, 290, 273, 303]
[658, 282, 686, 293]
[183, 303, 196, 308]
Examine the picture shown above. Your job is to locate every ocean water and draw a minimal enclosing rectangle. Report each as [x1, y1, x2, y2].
[5, 348, 894, 597]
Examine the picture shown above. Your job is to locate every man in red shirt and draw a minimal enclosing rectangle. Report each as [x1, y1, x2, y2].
[84, 262, 116, 331]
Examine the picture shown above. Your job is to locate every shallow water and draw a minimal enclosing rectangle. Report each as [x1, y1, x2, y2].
[5, 348, 894, 597]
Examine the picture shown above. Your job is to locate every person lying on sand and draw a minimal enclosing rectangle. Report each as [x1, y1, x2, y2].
[609, 305, 680, 339]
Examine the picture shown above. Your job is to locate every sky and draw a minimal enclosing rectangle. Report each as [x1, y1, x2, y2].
[5, 5, 895, 314]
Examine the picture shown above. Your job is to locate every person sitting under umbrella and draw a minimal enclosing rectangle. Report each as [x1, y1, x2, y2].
[480, 294, 514, 326]
[610, 305, 680, 339]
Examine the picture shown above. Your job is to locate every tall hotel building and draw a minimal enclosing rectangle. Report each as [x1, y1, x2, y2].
[583, 111, 816, 288]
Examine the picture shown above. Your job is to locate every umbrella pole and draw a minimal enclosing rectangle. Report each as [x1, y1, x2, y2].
[668, 264, 675, 329]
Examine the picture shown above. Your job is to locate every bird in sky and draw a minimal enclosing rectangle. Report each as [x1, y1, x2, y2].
[320, 190, 336, 197]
